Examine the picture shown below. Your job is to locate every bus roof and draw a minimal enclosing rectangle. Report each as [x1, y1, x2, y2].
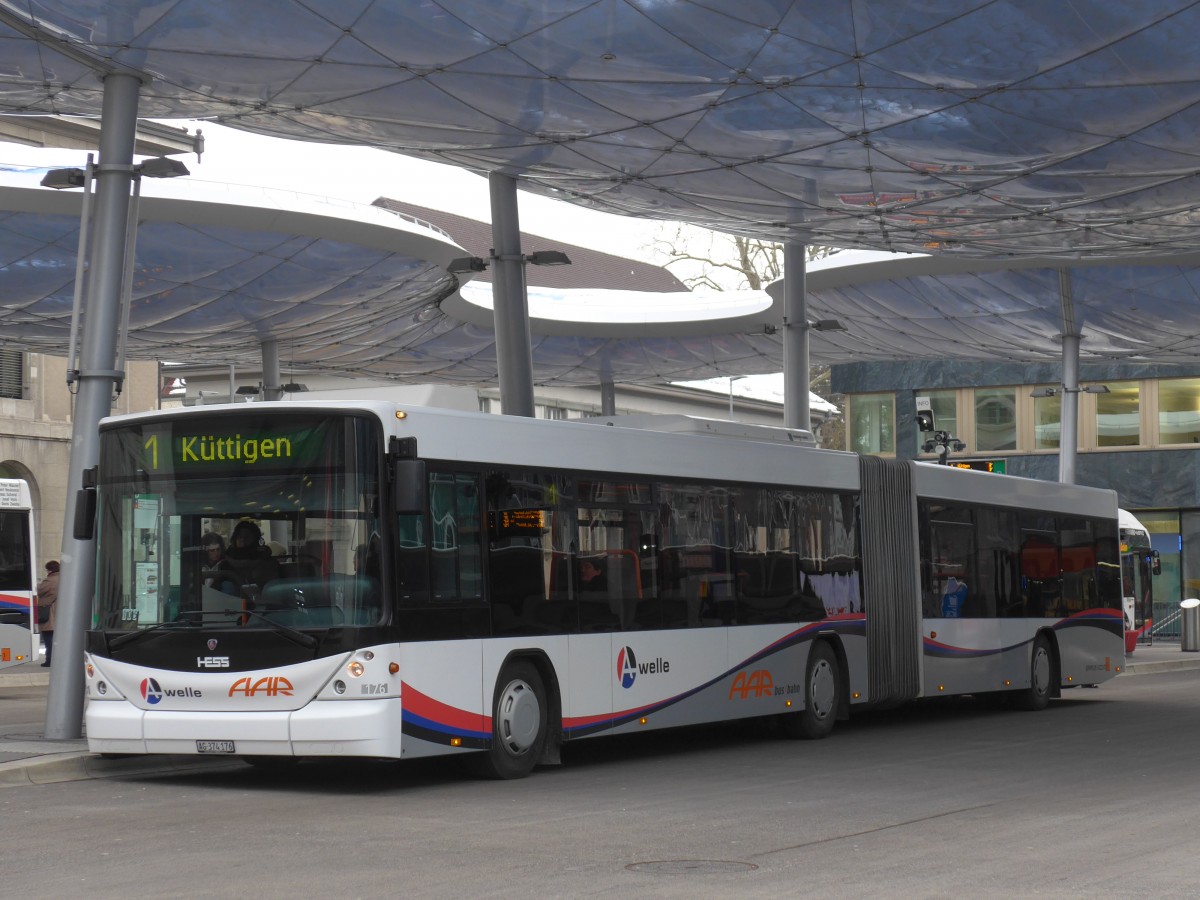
[100, 402, 1118, 519]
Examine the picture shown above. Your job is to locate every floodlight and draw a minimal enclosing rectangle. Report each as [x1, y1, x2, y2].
[1030, 387, 1058, 398]
[526, 250, 571, 267]
[137, 156, 190, 179]
[281, 382, 308, 392]
[40, 167, 86, 189]
[809, 319, 846, 332]
[447, 256, 488, 274]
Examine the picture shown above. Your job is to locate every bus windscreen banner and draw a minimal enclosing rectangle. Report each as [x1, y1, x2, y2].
[102, 414, 357, 481]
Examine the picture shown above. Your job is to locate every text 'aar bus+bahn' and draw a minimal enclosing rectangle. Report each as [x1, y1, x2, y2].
[79, 404, 1125, 778]
[0, 478, 38, 669]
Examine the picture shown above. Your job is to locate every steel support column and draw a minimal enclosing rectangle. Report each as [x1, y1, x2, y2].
[489, 172, 535, 417]
[262, 339, 282, 401]
[1059, 332, 1082, 485]
[1058, 269, 1081, 485]
[45, 72, 142, 739]
[782, 244, 810, 430]
[600, 379, 616, 416]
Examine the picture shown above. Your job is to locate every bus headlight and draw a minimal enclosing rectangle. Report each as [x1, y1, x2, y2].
[347, 661, 365, 678]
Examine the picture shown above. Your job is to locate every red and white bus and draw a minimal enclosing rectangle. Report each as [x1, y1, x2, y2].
[0, 478, 38, 669]
[81, 403, 1124, 777]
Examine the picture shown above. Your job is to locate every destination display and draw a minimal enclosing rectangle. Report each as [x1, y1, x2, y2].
[101, 414, 367, 480]
[952, 459, 1007, 474]
[489, 508, 548, 538]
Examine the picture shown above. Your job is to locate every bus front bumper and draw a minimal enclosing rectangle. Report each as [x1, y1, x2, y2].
[86, 697, 405, 758]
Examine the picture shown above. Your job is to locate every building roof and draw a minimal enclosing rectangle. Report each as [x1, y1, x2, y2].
[0, 167, 783, 385]
[372, 199, 686, 293]
[3, 4, 1200, 257]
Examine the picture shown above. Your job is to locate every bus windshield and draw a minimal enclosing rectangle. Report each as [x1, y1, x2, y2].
[94, 411, 384, 633]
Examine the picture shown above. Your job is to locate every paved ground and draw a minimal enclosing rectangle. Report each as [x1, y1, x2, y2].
[2, 639, 1196, 787]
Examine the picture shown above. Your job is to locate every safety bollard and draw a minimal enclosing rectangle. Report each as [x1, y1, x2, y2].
[1182, 598, 1200, 652]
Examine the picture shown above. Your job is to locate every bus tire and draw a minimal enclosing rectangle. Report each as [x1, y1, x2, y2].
[782, 641, 839, 740]
[1014, 634, 1054, 712]
[476, 660, 548, 779]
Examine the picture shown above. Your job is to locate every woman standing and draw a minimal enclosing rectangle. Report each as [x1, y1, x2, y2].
[36, 560, 58, 667]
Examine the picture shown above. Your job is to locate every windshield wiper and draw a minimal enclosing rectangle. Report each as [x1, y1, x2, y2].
[107, 616, 200, 651]
[228, 607, 321, 650]
[106, 608, 320, 652]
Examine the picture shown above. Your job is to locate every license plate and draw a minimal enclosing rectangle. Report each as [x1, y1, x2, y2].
[196, 740, 236, 754]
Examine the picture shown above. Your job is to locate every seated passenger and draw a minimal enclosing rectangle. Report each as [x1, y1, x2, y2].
[225, 520, 280, 596]
[579, 558, 607, 592]
[201, 533, 240, 597]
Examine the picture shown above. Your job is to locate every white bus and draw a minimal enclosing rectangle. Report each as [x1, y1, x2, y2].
[1119, 508, 1159, 650]
[0, 478, 38, 669]
[81, 404, 1124, 777]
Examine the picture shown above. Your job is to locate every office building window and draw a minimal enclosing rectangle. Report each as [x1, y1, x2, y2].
[849, 393, 894, 455]
[0, 350, 22, 399]
[1097, 380, 1140, 447]
[1159, 378, 1200, 445]
[1033, 389, 1061, 450]
[974, 388, 1016, 452]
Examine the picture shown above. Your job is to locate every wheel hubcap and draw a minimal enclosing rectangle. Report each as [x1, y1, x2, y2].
[809, 659, 836, 720]
[1032, 647, 1051, 696]
[497, 679, 540, 755]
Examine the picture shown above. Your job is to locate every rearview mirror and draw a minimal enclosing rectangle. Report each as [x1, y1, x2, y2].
[393, 459, 426, 515]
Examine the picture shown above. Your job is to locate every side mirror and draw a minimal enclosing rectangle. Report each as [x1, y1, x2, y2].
[1151, 549, 1162, 576]
[73, 487, 96, 540]
[73, 465, 98, 540]
[393, 459, 427, 515]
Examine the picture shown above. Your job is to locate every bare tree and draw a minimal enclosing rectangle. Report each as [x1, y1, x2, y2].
[649, 223, 837, 291]
[808, 364, 846, 451]
[648, 223, 844, 447]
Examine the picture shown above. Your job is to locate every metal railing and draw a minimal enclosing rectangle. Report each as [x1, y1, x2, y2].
[1151, 603, 1183, 640]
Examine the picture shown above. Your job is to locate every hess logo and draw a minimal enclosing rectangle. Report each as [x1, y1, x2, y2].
[228, 676, 294, 697]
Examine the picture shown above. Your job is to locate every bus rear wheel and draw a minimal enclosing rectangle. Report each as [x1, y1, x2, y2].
[781, 642, 840, 740]
[1014, 634, 1054, 711]
[474, 660, 548, 779]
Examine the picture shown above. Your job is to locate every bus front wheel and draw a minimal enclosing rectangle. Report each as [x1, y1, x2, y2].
[475, 660, 548, 779]
[781, 641, 840, 740]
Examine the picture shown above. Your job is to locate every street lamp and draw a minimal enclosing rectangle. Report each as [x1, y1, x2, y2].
[41, 155, 191, 393]
[447, 249, 572, 275]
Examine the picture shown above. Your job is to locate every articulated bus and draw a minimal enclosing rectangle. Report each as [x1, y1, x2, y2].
[81, 403, 1124, 777]
[0, 478, 38, 669]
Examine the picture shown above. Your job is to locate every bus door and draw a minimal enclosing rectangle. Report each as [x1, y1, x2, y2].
[0, 478, 37, 669]
[1122, 547, 1159, 644]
